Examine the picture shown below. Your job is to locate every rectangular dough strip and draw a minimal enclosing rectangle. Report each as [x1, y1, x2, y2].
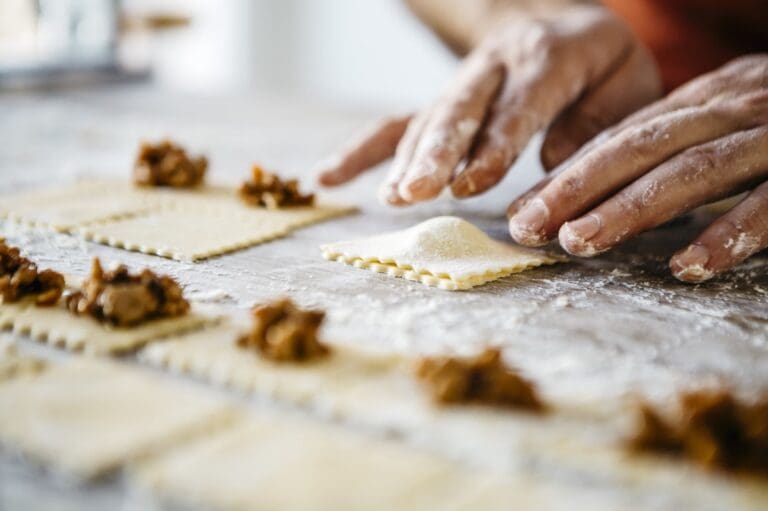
[0, 180, 165, 232]
[131, 416, 500, 511]
[0, 301, 217, 355]
[0, 358, 237, 480]
[79, 203, 355, 261]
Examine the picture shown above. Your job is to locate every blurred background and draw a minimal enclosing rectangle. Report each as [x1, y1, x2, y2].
[0, 0, 458, 110]
[0, 0, 544, 212]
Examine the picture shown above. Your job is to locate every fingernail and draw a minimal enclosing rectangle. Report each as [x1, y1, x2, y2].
[451, 173, 473, 197]
[508, 198, 550, 245]
[671, 244, 712, 282]
[399, 174, 438, 202]
[565, 214, 602, 242]
[558, 214, 605, 256]
[676, 244, 710, 267]
[510, 198, 548, 232]
[378, 183, 407, 206]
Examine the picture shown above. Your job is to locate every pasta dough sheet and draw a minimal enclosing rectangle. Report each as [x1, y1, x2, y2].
[321, 216, 563, 290]
[132, 417, 497, 511]
[139, 321, 412, 418]
[137, 322, 602, 462]
[0, 358, 236, 479]
[0, 301, 215, 355]
[0, 181, 163, 232]
[137, 321, 768, 508]
[0, 337, 45, 381]
[79, 203, 355, 261]
[134, 414, 761, 511]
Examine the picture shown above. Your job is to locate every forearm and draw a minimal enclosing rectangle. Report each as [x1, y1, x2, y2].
[404, 0, 598, 54]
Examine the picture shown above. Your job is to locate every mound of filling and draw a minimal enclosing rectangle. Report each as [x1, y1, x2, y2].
[239, 165, 314, 209]
[237, 298, 329, 362]
[0, 238, 64, 306]
[133, 140, 207, 187]
[66, 258, 189, 327]
[629, 390, 768, 475]
[416, 348, 544, 411]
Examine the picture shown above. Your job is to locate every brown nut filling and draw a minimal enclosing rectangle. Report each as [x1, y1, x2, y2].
[133, 140, 207, 188]
[65, 258, 190, 327]
[0, 238, 65, 306]
[416, 348, 545, 411]
[237, 298, 329, 362]
[238, 165, 314, 209]
[629, 390, 768, 475]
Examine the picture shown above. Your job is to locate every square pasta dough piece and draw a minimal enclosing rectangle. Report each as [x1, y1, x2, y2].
[321, 216, 563, 290]
[0, 358, 236, 480]
[0, 181, 164, 232]
[133, 417, 488, 511]
[139, 321, 408, 415]
[0, 301, 215, 355]
[79, 203, 354, 261]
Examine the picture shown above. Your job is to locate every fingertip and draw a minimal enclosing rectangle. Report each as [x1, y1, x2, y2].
[507, 199, 552, 247]
[449, 175, 473, 199]
[669, 244, 715, 283]
[558, 215, 605, 257]
[316, 170, 341, 187]
[450, 166, 483, 199]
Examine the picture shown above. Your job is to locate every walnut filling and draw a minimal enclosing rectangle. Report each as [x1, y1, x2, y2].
[237, 298, 329, 362]
[239, 165, 314, 209]
[416, 348, 544, 411]
[629, 390, 768, 475]
[0, 238, 64, 306]
[133, 140, 207, 188]
[65, 258, 190, 327]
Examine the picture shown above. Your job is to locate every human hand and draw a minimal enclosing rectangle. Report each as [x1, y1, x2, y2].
[316, 6, 661, 206]
[507, 55, 768, 282]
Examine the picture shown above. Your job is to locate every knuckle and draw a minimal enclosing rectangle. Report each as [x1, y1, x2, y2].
[623, 125, 665, 159]
[613, 189, 646, 220]
[682, 144, 721, 175]
[736, 91, 768, 122]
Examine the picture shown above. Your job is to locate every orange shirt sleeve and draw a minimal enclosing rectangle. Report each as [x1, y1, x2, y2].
[601, 0, 768, 91]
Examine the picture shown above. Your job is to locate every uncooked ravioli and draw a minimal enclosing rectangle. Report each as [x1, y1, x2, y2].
[321, 216, 563, 290]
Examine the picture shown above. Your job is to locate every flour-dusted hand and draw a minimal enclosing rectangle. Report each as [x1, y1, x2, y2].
[316, 5, 661, 205]
[507, 55, 768, 283]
